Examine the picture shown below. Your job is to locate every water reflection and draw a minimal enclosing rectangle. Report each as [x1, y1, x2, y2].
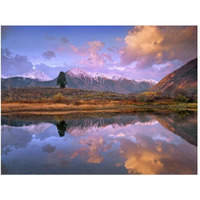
[1, 111, 197, 174]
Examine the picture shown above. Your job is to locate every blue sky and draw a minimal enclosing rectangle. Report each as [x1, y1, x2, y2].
[1, 26, 197, 80]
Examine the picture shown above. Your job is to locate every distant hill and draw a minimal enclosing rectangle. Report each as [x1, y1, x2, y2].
[1, 67, 156, 94]
[151, 58, 197, 97]
[15, 69, 52, 81]
[1, 77, 57, 90]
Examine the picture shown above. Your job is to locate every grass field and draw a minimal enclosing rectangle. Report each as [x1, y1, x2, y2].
[1, 87, 197, 114]
[1, 101, 197, 114]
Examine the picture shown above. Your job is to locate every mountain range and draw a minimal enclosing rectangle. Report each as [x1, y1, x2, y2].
[1, 68, 157, 94]
[1, 58, 197, 96]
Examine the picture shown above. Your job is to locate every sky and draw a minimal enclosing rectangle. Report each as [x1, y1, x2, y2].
[1, 26, 197, 81]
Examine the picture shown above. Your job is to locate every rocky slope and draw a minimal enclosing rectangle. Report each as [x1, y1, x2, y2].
[151, 58, 197, 97]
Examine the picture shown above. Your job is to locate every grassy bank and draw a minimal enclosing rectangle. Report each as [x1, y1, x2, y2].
[1, 87, 197, 114]
[1, 101, 197, 114]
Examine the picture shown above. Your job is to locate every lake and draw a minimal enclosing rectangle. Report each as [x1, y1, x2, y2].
[1, 111, 197, 174]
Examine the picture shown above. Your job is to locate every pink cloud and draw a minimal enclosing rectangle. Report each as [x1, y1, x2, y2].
[80, 51, 105, 68]
[69, 44, 88, 56]
[108, 59, 182, 81]
[116, 37, 123, 42]
[78, 40, 114, 70]
[120, 26, 197, 68]
[102, 52, 113, 62]
[87, 40, 105, 50]
[107, 47, 113, 52]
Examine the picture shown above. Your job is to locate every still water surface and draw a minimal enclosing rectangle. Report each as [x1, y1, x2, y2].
[1, 111, 197, 174]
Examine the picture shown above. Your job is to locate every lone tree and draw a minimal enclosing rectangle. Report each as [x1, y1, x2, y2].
[57, 71, 67, 88]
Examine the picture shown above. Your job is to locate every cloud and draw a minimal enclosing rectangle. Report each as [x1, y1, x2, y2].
[1, 49, 33, 76]
[78, 40, 114, 70]
[114, 60, 182, 81]
[1, 49, 63, 78]
[1, 48, 11, 57]
[119, 134, 197, 174]
[70, 44, 87, 56]
[107, 47, 114, 52]
[79, 51, 105, 68]
[1, 127, 32, 150]
[116, 37, 123, 42]
[107, 59, 183, 81]
[87, 40, 105, 50]
[120, 26, 197, 68]
[42, 51, 56, 60]
[61, 37, 69, 44]
[70, 44, 79, 53]
[79, 135, 104, 164]
[109, 66, 125, 71]
[1, 26, 11, 39]
[102, 53, 113, 62]
[58, 40, 113, 71]
[35, 63, 67, 78]
[42, 144, 56, 153]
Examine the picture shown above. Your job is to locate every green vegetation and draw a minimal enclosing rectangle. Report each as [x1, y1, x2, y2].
[175, 94, 190, 103]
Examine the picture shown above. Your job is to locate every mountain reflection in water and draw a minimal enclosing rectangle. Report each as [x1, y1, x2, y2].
[1, 111, 197, 174]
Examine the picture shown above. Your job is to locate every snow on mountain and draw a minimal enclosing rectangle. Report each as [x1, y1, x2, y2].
[136, 79, 158, 84]
[16, 69, 52, 81]
[67, 67, 158, 86]
[67, 67, 128, 81]
[89, 72, 126, 80]
[67, 67, 91, 78]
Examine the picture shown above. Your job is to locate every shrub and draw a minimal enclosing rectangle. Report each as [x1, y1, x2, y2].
[4, 97, 13, 103]
[73, 101, 82, 106]
[137, 95, 146, 102]
[53, 93, 66, 103]
[175, 94, 190, 103]
[146, 96, 155, 103]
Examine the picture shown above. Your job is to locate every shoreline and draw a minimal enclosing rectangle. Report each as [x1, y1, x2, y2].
[1, 102, 197, 114]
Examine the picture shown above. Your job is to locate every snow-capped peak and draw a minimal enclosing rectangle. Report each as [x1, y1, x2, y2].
[136, 79, 158, 85]
[67, 67, 127, 81]
[67, 67, 158, 84]
[68, 67, 90, 78]
[16, 69, 52, 81]
[89, 72, 127, 80]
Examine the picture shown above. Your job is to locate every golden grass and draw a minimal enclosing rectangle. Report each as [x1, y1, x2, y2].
[1, 101, 197, 114]
[138, 91, 158, 96]
[1, 101, 127, 113]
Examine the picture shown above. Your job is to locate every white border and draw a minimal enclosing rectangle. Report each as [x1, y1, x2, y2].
[0, 0, 199, 200]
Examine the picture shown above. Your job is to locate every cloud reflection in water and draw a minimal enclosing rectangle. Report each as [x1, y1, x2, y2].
[1, 113, 197, 174]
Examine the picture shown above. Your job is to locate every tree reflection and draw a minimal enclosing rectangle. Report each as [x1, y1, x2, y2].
[56, 120, 67, 137]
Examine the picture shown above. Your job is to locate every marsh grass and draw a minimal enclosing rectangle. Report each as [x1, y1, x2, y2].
[1, 87, 197, 114]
